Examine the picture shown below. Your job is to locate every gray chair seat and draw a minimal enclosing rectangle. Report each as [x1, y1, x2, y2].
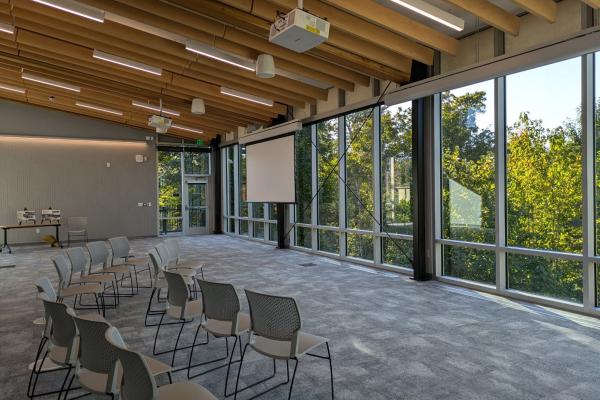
[203, 313, 250, 338]
[60, 283, 103, 297]
[76, 273, 114, 284]
[48, 345, 69, 365]
[166, 299, 203, 319]
[118, 256, 148, 267]
[157, 381, 217, 400]
[168, 261, 204, 273]
[103, 264, 131, 274]
[78, 369, 112, 394]
[252, 331, 329, 360]
[68, 229, 86, 235]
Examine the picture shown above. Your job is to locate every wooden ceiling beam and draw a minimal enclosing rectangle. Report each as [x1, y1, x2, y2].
[582, 0, 600, 8]
[11, 5, 327, 103]
[262, 0, 433, 65]
[511, 0, 557, 23]
[446, 0, 520, 36]
[75, 0, 358, 89]
[322, 0, 459, 55]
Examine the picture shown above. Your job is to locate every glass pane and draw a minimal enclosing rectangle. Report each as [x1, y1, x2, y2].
[253, 222, 264, 239]
[443, 245, 495, 284]
[382, 238, 412, 268]
[296, 227, 312, 248]
[506, 58, 582, 253]
[295, 126, 312, 224]
[189, 209, 206, 228]
[508, 254, 582, 303]
[184, 152, 210, 175]
[228, 218, 235, 233]
[318, 230, 339, 253]
[239, 220, 248, 236]
[253, 203, 264, 219]
[381, 102, 413, 235]
[441, 80, 495, 244]
[239, 145, 248, 217]
[595, 53, 600, 255]
[346, 109, 374, 230]
[347, 233, 373, 260]
[269, 204, 278, 220]
[158, 151, 182, 234]
[227, 147, 235, 217]
[317, 118, 339, 226]
[269, 223, 277, 242]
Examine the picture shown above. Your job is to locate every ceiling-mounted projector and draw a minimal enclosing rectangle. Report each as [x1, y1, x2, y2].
[269, 8, 329, 53]
[148, 114, 172, 134]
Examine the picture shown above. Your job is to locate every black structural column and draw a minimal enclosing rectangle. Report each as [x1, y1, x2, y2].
[411, 61, 430, 281]
[276, 203, 289, 249]
[211, 135, 222, 234]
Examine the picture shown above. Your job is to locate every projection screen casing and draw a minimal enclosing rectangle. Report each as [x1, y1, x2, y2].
[246, 134, 295, 203]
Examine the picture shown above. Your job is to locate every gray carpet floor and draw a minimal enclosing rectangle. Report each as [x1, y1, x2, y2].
[2, 234, 600, 399]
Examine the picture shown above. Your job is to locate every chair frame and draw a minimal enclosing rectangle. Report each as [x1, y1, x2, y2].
[87, 241, 135, 300]
[67, 216, 88, 247]
[108, 236, 152, 294]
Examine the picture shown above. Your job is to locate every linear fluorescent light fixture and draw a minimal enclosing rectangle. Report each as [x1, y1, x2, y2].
[22, 73, 81, 92]
[131, 100, 180, 116]
[0, 22, 14, 35]
[171, 124, 204, 135]
[185, 40, 255, 72]
[0, 83, 26, 94]
[32, 0, 105, 23]
[387, 0, 464, 31]
[93, 50, 162, 76]
[220, 87, 273, 107]
[76, 101, 123, 115]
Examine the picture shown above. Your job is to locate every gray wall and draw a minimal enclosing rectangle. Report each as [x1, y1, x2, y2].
[0, 99, 157, 244]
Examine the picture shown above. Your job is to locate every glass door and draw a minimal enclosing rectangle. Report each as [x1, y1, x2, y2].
[184, 180, 208, 234]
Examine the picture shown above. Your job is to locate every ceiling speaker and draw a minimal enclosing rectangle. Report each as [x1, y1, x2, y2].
[191, 98, 205, 114]
[256, 54, 275, 78]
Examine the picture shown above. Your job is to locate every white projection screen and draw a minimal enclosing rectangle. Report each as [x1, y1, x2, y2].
[246, 135, 295, 203]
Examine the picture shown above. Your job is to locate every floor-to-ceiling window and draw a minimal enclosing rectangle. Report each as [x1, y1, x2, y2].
[506, 58, 582, 303]
[239, 145, 248, 236]
[381, 102, 413, 267]
[441, 80, 496, 284]
[158, 150, 182, 234]
[295, 125, 313, 248]
[317, 118, 340, 253]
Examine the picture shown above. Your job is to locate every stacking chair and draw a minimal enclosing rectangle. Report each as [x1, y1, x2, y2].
[108, 236, 152, 293]
[153, 270, 203, 367]
[28, 279, 61, 399]
[156, 242, 202, 280]
[234, 290, 334, 400]
[145, 249, 170, 327]
[63, 316, 174, 399]
[87, 241, 135, 298]
[66, 247, 117, 309]
[106, 330, 218, 400]
[52, 254, 105, 316]
[164, 238, 205, 277]
[37, 299, 80, 400]
[67, 216, 88, 247]
[188, 280, 250, 397]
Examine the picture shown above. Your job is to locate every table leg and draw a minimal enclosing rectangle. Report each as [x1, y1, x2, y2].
[56, 225, 63, 248]
[2, 229, 11, 254]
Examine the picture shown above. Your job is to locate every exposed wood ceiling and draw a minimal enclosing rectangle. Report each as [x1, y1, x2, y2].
[0, 0, 588, 141]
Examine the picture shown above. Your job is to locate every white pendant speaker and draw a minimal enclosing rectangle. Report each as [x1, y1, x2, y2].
[256, 54, 275, 78]
[191, 98, 205, 114]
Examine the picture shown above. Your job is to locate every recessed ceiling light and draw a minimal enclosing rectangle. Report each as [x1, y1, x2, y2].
[32, 0, 105, 23]
[171, 124, 204, 134]
[0, 83, 26, 94]
[185, 40, 255, 72]
[387, 0, 464, 31]
[131, 100, 180, 116]
[22, 73, 81, 92]
[220, 87, 274, 107]
[75, 101, 123, 115]
[93, 50, 162, 76]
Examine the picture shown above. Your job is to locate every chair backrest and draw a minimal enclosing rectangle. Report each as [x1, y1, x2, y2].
[66, 247, 89, 276]
[42, 299, 78, 361]
[163, 270, 190, 312]
[87, 241, 110, 270]
[106, 332, 157, 400]
[72, 314, 119, 392]
[199, 280, 240, 327]
[148, 249, 162, 278]
[108, 237, 130, 262]
[155, 243, 170, 269]
[68, 216, 87, 231]
[245, 289, 302, 342]
[164, 238, 180, 264]
[52, 254, 72, 288]
[35, 277, 57, 302]
[105, 326, 127, 349]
